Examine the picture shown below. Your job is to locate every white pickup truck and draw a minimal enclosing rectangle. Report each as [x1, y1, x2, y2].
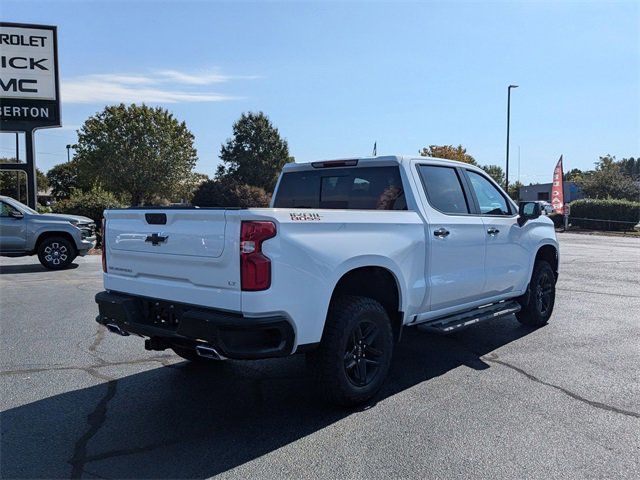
[96, 155, 558, 405]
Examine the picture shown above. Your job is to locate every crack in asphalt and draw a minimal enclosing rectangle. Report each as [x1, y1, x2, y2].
[68, 370, 118, 479]
[0, 356, 178, 377]
[88, 327, 106, 357]
[481, 352, 640, 419]
[0, 322, 186, 478]
[438, 334, 640, 420]
[556, 287, 640, 299]
[67, 325, 117, 479]
[79, 467, 110, 479]
[82, 438, 186, 464]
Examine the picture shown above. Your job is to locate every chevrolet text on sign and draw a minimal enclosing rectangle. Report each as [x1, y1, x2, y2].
[0, 22, 60, 131]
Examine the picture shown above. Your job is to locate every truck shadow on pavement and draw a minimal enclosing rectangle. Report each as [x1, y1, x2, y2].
[1, 317, 536, 479]
[0, 262, 79, 274]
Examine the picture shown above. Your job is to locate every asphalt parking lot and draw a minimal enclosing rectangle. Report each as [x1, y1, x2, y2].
[1, 232, 639, 479]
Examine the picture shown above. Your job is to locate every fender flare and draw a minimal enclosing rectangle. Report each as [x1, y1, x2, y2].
[315, 255, 409, 332]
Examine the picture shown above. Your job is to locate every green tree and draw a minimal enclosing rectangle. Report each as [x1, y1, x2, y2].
[618, 157, 639, 180]
[575, 155, 640, 201]
[46, 161, 79, 200]
[508, 180, 524, 200]
[216, 112, 293, 192]
[564, 168, 583, 182]
[180, 172, 209, 203]
[53, 186, 124, 246]
[419, 145, 477, 165]
[192, 177, 271, 207]
[74, 104, 198, 205]
[481, 164, 505, 185]
[0, 157, 49, 203]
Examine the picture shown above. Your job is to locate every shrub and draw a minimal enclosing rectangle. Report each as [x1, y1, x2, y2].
[547, 212, 565, 229]
[192, 178, 271, 208]
[569, 198, 640, 231]
[36, 204, 52, 214]
[53, 187, 124, 245]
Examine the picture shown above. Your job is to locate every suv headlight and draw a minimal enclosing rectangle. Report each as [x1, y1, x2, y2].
[74, 222, 96, 239]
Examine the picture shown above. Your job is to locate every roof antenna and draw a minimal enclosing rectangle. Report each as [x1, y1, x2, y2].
[372, 142, 377, 156]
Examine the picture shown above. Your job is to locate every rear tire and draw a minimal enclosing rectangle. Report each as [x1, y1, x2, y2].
[516, 260, 556, 327]
[308, 295, 394, 406]
[37, 236, 76, 270]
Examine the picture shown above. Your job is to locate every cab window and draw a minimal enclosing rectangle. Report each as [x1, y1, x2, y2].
[417, 165, 470, 214]
[467, 171, 512, 215]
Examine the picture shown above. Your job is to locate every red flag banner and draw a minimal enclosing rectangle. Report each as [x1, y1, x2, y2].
[551, 155, 564, 214]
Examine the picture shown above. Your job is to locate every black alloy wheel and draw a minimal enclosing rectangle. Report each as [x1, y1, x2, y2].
[344, 319, 384, 387]
[535, 268, 554, 316]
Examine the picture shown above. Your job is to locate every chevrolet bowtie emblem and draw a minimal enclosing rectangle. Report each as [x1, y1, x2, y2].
[145, 233, 168, 246]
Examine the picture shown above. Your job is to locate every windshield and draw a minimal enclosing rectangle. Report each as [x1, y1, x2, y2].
[5, 197, 38, 215]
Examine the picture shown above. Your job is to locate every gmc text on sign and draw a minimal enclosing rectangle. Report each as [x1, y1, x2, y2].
[0, 22, 60, 131]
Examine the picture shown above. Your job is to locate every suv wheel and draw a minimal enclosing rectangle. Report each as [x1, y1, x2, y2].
[308, 295, 393, 406]
[516, 260, 556, 327]
[37, 236, 76, 270]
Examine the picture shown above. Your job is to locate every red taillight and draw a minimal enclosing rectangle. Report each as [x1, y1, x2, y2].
[240, 221, 276, 291]
[101, 218, 107, 273]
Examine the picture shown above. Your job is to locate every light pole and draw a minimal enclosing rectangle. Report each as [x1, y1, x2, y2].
[505, 84, 518, 194]
[16, 133, 20, 201]
[66, 144, 72, 163]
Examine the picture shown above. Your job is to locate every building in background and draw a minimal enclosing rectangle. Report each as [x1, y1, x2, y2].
[519, 182, 583, 203]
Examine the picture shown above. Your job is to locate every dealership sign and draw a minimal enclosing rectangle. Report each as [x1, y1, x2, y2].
[0, 22, 60, 131]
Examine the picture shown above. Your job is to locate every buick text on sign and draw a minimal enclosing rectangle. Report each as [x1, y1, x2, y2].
[0, 22, 60, 131]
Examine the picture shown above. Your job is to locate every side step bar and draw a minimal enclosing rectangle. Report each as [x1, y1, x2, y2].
[418, 300, 521, 334]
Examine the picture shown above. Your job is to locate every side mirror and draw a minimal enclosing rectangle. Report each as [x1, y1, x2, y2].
[518, 201, 541, 226]
[8, 210, 24, 219]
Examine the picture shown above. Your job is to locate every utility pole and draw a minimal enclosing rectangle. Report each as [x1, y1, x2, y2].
[517, 145, 521, 184]
[505, 84, 518, 193]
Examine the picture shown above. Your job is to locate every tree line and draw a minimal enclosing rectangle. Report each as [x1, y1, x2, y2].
[419, 145, 639, 202]
[1, 103, 637, 216]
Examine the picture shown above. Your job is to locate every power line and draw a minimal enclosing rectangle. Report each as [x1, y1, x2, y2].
[0, 147, 64, 156]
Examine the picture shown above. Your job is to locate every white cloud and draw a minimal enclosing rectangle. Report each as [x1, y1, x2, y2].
[156, 70, 235, 85]
[61, 68, 250, 104]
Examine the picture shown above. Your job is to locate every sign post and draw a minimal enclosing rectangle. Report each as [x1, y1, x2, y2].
[0, 22, 61, 209]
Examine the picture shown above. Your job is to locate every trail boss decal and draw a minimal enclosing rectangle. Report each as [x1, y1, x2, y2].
[290, 212, 322, 221]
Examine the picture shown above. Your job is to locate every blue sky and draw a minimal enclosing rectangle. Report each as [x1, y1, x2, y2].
[2, 0, 638, 185]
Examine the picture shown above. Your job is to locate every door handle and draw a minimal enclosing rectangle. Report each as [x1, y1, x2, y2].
[434, 228, 450, 238]
[487, 227, 500, 235]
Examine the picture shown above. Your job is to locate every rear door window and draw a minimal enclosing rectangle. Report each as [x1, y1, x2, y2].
[417, 165, 470, 214]
[274, 166, 406, 210]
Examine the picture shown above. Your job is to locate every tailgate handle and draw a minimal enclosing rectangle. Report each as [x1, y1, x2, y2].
[145, 213, 167, 225]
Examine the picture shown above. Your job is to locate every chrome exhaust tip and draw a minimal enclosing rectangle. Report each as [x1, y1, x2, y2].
[195, 344, 225, 360]
[105, 323, 130, 336]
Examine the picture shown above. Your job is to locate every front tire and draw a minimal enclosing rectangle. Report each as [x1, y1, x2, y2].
[37, 236, 76, 270]
[308, 295, 394, 407]
[516, 260, 556, 327]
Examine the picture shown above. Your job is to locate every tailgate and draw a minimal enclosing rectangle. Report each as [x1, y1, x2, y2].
[103, 208, 241, 311]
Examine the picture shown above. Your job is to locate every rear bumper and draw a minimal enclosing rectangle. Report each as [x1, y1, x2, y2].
[95, 291, 295, 359]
